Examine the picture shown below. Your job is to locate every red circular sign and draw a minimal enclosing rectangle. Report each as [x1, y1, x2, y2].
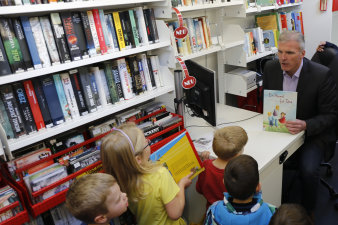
[174, 26, 188, 39]
[182, 76, 196, 89]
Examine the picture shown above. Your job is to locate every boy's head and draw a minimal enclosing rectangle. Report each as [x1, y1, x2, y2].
[65, 173, 128, 224]
[224, 154, 259, 200]
[269, 203, 313, 225]
[213, 126, 248, 160]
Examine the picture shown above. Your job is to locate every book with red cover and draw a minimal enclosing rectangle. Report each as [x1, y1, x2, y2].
[23, 80, 46, 130]
[92, 9, 107, 54]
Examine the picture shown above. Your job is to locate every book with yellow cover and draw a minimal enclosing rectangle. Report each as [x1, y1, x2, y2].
[150, 130, 204, 183]
[112, 12, 126, 51]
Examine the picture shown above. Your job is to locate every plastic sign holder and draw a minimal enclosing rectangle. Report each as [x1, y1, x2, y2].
[172, 7, 188, 39]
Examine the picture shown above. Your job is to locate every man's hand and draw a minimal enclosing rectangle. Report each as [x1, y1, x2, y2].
[317, 41, 326, 52]
[285, 119, 306, 134]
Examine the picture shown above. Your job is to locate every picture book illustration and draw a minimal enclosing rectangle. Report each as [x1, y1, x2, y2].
[263, 90, 297, 133]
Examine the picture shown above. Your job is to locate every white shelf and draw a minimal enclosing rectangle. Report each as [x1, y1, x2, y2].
[222, 40, 244, 49]
[246, 2, 302, 14]
[175, 1, 243, 12]
[0, 41, 171, 85]
[180, 45, 222, 61]
[0, 0, 165, 16]
[8, 85, 174, 151]
[246, 47, 277, 63]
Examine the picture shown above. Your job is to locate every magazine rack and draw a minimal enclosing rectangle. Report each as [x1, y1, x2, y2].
[5, 108, 184, 218]
[0, 165, 29, 225]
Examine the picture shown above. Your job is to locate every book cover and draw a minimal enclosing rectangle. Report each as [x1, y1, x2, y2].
[12, 18, 33, 70]
[92, 9, 107, 54]
[71, 12, 90, 59]
[69, 69, 89, 116]
[137, 58, 147, 92]
[0, 35, 12, 76]
[50, 13, 71, 63]
[99, 68, 112, 104]
[255, 12, 281, 35]
[119, 11, 132, 49]
[53, 74, 72, 121]
[256, 0, 274, 6]
[31, 79, 53, 128]
[40, 76, 65, 126]
[29, 17, 52, 68]
[20, 16, 42, 69]
[90, 66, 108, 107]
[137, 53, 153, 91]
[80, 11, 96, 57]
[193, 18, 203, 51]
[121, 10, 135, 48]
[263, 90, 297, 133]
[88, 70, 101, 109]
[127, 56, 143, 94]
[86, 10, 101, 55]
[60, 72, 80, 119]
[60, 12, 82, 61]
[12, 82, 37, 134]
[133, 7, 149, 46]
[39, 16, 61, 65]
[0, 98, 15, 139]
[150, 131, 204, 183]
[112, 11, 126, 51]
[0, 84, 26, 137]
[0, 18, 26, 73]
[23, 80, 46, 130]
[111, 64, 125, 101]
[78, 67, 97, 113]
[106, 13, 119, 52]
[128, 9, 140, 48]
[115, 58, 134, 100]
[262, 30, 276, 49]
[98, 10, 113, 53]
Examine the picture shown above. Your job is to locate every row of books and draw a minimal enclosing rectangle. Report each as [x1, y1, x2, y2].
[0, 0, 90, 6]
[172, 0, 230, 7]
[0, 184, 23, 222]
[0, 53, 164, 140]
[168, 16, 213, 57]
[0, 7, 159, 75]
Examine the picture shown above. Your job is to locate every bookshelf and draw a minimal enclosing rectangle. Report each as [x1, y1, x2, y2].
[246, 2, 302, 14]
[0, 0, 175, 157]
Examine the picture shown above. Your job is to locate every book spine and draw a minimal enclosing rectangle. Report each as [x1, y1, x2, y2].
[138, 53, 153, 91]
[12, 18, 33, 70]
[50, 13, 71, 63]
[146, 56, 157, 88]
[106, 14, 119, 51]
[0, 36, 12, 75]
[98, 10, 113, 53]
[39, 16, 61, 65]
[23, 80, 46, 130]
[128, 56, 143, 94]
[137, 58, 147, 92]
[143, 9, 154, 43]
[80, 12, 96, 57]
[88, 71, 101, 108]
[0, 18, 26, 73]
[99, 68, 112, 104]
[40, 76, 65, 125]
[129, 10, 140, 48]
[71, 12, 90, 58]
[119, 11, 132, 49]
[78, 67, 97, 113]
[86, 10, 101, 55]
[31, 78, 53, 128]
[0, 98, 15, 139]
[134, 7, 149, 46]
[92, 9, 107, 54]
[186, 18, 197, 53]
[149, 55, 162, 87]
[60, 12, 82, 61]
[112, 12, 126, 51]
[60, 72, 80, 119]
[104, 63, 120, 103]
[116, 58, 134, 100]
[12, 82, 37, 133]
[69, 69, 89, 116]
[0, 84, 26, 137]
[90, 66, 108, 107]
[111, 65, 125, 101]
[149, 8, 159, 42]
[29, 17, 52, 68]
[53, 74, 72, 121]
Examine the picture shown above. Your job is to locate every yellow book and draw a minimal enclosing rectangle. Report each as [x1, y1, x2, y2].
[112, 12, 125, 50]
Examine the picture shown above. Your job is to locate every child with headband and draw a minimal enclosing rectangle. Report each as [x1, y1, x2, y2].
[100, 123, 193, 225]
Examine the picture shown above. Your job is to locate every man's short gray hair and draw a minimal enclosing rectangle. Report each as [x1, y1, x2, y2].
[278, 30, 305, 51]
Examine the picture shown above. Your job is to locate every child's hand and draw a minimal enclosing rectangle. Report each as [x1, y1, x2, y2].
[178, 172, 193, 189]
[200, 151, 210, 161]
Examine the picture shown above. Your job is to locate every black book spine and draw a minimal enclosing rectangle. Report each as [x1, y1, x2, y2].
[80, 12, 95, 56]
[78, 67, 97, 113]
[69, 69, 89, 116]
[12, 82, 37, 133]
[143, 9, 154, 43]
[119, 11, 131, 48]
[122, 11, 136, 48]
[71, 12, 89, 59]
[149, 8, 159, 42]
[0, 84, 26, 137]
[0, 35, 12, 76]
[12, 18, 33, 70]
[50, 13, 71, 63]
[128, 56, 143, 94]
[147, 56, 156, 87]
[31, 78, 54, 128]
[111, 65, 125, 100]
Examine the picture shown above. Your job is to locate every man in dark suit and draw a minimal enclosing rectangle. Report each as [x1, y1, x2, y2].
[263, 31, 337, 214]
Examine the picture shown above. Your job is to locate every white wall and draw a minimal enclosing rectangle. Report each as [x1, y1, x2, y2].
[332, 11, 338, 45]
[301, 0, 333, 58]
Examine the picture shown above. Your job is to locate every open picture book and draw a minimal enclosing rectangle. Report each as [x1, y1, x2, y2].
[150, 130, 204, 183]
[263, 89, 297, 133]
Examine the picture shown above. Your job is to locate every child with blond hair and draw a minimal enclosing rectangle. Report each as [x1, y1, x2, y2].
[100, 123, 192, 225]
[196, 126, 248, 209]
[65, 173, 128, 225]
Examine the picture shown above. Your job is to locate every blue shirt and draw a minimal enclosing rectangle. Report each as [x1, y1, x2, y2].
[283, 59, 303, 92]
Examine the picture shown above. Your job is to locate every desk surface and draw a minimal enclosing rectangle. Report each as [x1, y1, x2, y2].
[185, 104, 305, 175]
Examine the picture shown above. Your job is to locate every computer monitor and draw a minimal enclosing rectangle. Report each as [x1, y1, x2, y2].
[184, 60, 217, 126]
